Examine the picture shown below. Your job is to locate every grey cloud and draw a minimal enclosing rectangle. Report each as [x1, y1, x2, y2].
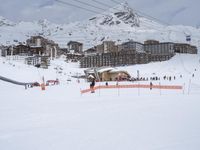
[0, 0, 199, 26]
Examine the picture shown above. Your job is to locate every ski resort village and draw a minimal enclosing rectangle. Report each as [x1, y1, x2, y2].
[0, 1, 200, 150]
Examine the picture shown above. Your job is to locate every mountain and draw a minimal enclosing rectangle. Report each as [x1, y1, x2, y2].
[0, 16, 15, 27]
[89, 2, 140, 27]
[0, 3, 199, 50]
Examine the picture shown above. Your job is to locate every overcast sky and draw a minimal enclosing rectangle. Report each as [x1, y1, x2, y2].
[0, 0, 199, 27]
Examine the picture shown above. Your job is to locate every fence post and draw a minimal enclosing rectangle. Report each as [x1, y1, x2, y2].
[98, 82, 101, 97]
[159, 82, 161, 96]
[138, 82, 140, 96]
[182, 83, 185, 95]
[188, 79, 191, 95]
[117, 83, 120, 96]
[80, 88, 82, 97]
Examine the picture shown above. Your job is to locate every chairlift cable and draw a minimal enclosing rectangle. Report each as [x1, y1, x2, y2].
[72, 0, 106, 11]
[55, 0, 100, 14]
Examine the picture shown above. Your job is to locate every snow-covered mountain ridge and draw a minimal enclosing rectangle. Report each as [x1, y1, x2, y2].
[0, 3, 199, 50]
[0, 16, 16, 27]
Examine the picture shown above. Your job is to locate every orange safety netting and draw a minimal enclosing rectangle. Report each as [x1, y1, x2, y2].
[80, 84, 182, 94]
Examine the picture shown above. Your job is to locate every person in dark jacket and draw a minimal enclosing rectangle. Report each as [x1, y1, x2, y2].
[150, 82, 153, 90]
[105, 82, 108, 86]
[90, 78, 95, 93]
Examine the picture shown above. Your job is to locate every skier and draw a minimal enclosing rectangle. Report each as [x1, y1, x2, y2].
[150, 82, 153, 90]
[192, 74, 194, 77]
[56, 78, 60, 85]
[116, 81, 119, 86]
[90, 78, 95, 93]
[163, 76, 166, 80]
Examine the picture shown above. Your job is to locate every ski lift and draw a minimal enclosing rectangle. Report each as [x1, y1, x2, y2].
[186, 35, 191, 42]
[183, 30, 192, 42]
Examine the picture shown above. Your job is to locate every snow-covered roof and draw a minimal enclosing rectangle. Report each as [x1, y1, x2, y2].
[85, 67, 130, 76]
[67, 51, 83, 55]
[30, 46, 42, 48]
[97, 67, 115, 73]
[109, 69, 127, 73]
[88, 74, 94, 78]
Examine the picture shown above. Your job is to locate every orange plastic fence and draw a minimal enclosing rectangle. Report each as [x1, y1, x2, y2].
[80, 84, 182, 94]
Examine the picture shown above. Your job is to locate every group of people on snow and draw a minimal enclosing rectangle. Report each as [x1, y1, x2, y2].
[87, 67, 199, 93]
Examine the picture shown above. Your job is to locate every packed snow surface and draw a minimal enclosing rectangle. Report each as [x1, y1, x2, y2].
[0, 54, 200, 150]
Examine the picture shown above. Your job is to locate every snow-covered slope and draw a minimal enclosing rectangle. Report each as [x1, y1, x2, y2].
[0, 3, 200, 50]
[90, 2, 140, 27]
[1, 53, 200, 150]
[1, 3, 200, 148]
[0, 16, 15, 27]
[0, 53, 199, 87]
